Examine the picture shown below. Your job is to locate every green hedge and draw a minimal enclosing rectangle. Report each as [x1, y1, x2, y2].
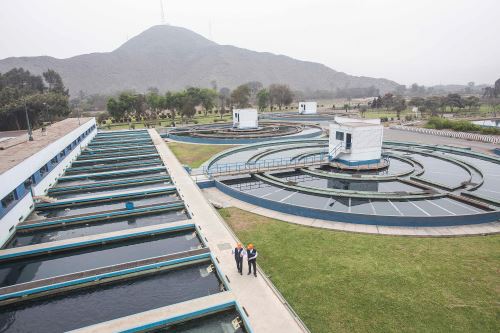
[425, 117, 500, 135]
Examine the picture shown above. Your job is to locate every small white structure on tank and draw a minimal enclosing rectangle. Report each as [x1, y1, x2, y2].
[298, 101, 317, 115]
[328, 117, 383, 165]
[233, 108, 258, 129]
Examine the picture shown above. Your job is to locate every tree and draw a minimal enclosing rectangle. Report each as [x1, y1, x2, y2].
[464, 96, 480, 110]
[445, 93, 464, 112]
[218, 87, 231, 119]
[0, 68, 69, 131]
[409, 97, 425, 109]
[381, 93, 394, 110]
[269, 84, 293, 110]
[43, 69, 68, 95]
[106, 97, 123, 120]
[256, 89, 269, 112]
[422, 97, 441, 117]
[359, 105, 368, 118]
[199, 88, 217, 116]
[179, 94, 197, 119]
[231, 85, 251, 108]
[392, 96, 406, 120]
[482, 78, 500, 113]
[164, 91, 184, 122]
[244, 81, 263, 104]
[146, 91, 164, 120]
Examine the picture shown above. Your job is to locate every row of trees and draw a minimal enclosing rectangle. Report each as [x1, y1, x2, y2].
[106, 87, 217, 122]
[408, 94, 481, 114]
[0, 68, 70, 131]
[367, 93, 486, 119]
[105, 82, 295, 122]
[366, 93, 407, 119]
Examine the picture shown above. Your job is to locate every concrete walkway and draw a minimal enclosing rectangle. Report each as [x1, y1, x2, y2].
[202, 187, 500, 237]
[72, 292, 236, 333]
[150, 129, 308, 333]
[0, 220, 194, 260]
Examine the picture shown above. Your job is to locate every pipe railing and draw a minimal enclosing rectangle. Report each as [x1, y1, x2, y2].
[204, 152, 329, 176]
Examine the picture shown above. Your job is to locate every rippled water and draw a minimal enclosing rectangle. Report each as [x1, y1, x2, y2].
[0, 230, 201, 287]
[5, 210, 188, 249]
[0, 263, 221, 333]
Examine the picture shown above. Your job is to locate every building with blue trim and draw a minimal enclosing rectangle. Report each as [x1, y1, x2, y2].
[0, 118, 97, 246]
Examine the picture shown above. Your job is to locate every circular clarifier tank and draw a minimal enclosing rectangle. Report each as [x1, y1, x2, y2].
[165, 122, 324, 144]
[205, 139, 500, 227]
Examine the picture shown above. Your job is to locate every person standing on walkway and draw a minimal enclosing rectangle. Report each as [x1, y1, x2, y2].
[246, 244, 258, 277]
[232, 243, 245, 275]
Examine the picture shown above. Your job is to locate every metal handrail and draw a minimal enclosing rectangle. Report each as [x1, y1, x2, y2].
[329, 142, 343, 160]
[204, 152, 329, 176]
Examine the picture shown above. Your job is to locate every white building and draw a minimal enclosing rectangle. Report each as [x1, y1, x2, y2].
[328, 117, 383, 165]
[298, 101, 317, 115]
[0, 118, 97, 246]
[233, 108, 258, 129]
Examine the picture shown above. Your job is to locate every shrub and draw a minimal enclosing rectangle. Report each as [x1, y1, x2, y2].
[425, 117, 500, 134]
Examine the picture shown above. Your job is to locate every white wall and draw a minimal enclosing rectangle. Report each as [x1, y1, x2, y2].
[0, 194, 34, 246]
[233, 109, 258, 129]
[334, 116, 380, 125]
[329, 122, 383, 163]
[298, 102, 317, 114]
[0, 118, 96, 247]
[32, 125, 96, 196]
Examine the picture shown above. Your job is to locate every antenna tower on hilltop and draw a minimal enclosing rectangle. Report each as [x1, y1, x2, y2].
[160, 0, 166, 25]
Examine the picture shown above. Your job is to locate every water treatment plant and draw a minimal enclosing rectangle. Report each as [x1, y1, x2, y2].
[195, 115, 500, 232]
[0, 112, 499, 333]
[0, 119, 309, 333]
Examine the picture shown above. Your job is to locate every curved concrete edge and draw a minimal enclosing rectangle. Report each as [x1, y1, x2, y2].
[202, 187, 500, 237]
[167, 128, 324, 145]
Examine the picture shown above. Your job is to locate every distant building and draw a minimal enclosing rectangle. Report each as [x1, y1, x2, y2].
[0, 118, 96, 246]
[298, 101, 317, 115]
[233, 108, 258, 129]
[328, 117, 383, 165]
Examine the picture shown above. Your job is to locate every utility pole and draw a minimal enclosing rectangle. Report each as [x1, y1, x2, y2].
[24, 96, 33, 141]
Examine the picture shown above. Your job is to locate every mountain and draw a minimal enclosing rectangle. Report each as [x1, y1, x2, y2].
[0, 25, 400, 96]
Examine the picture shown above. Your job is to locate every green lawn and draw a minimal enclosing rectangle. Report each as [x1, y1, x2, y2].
[219, 207, 500, 333]
[167, 142, 235, 168]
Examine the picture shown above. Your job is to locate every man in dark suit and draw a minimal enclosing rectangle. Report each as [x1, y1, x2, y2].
[246, 243, 258, 277]
[232, 243, 245, 275]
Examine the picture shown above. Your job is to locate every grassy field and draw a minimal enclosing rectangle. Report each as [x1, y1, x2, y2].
[167, 142, 235, 168]
[219, 207, 500, 333]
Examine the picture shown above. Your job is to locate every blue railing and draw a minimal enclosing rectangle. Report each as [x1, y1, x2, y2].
[204, 152, 329, 176]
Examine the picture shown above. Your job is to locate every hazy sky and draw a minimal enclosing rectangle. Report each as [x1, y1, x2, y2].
[0, 0, 499, 86]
